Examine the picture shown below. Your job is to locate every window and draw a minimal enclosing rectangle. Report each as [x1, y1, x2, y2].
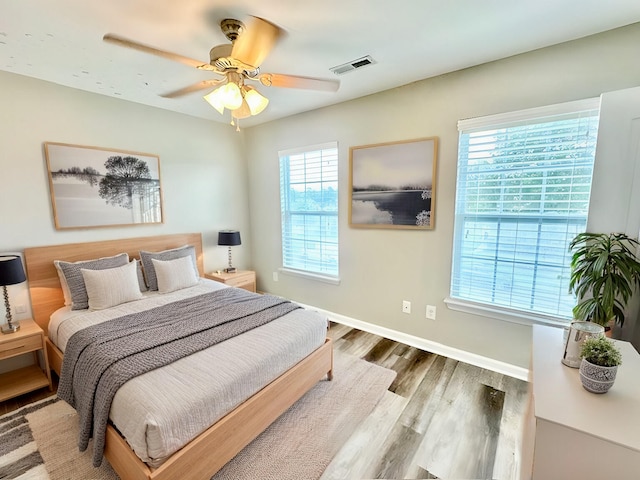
[279, 142, 339, 280]
[448, 99, 600, 323]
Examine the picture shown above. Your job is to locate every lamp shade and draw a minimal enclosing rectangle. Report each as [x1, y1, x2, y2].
[218, 231, 241, 247]
[231, 99, 252, 120]
[218, 82, 243, 110]
[243, 86, 269, 115]
[0, 256, 26, 286]
[203, 88, 226, 115]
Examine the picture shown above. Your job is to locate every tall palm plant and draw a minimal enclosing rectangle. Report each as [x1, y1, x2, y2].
[569, 232, 640, 327]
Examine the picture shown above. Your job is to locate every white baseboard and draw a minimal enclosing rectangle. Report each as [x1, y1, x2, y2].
[296, 301, 530, 381]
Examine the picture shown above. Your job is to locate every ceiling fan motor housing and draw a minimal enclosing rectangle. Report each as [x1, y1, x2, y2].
[209, 44, 233, 63]
[210, 19, 258, 76]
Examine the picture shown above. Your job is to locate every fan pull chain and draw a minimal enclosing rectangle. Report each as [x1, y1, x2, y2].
[229, 113, 241, 132]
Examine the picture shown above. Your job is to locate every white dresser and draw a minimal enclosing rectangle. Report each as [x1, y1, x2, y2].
[522, 325, 640, 480]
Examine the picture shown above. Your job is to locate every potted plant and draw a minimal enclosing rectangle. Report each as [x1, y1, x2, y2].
[569, 232, 640, 329]
[579, 335, 622, 393]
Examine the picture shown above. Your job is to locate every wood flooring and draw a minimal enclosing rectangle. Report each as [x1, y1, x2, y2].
[321, 323, 530, 480]
[0, 323, 530, 480]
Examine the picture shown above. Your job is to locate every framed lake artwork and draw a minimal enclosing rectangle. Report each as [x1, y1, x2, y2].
[349, 137, 438, 229]
[44, 142, 164, 230]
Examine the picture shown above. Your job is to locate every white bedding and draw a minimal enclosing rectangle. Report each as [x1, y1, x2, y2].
[50, 279, 328, 467]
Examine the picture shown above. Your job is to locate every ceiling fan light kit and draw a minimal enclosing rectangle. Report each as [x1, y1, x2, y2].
[103, 15, 339, 129]
[202, 72, 269, 120]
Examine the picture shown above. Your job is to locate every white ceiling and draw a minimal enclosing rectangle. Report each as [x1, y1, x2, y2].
[2, 0, 640, 127]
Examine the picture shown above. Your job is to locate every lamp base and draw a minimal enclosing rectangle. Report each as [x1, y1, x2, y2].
[224, 267, 237, 273]
[1, 322, 20, 334]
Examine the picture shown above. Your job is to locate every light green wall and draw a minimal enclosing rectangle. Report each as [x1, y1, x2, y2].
[244, 23, 640, 368]
[0, 70, 250, 274]
[2, 23, 640, 369]
[0, 71, 251, 372]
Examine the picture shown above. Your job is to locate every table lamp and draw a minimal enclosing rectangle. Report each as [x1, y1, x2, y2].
[0, 255, 27, 334]
[218, 230, 241, 273]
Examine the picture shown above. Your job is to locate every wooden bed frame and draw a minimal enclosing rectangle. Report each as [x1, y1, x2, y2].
[23, 232, 333, 480]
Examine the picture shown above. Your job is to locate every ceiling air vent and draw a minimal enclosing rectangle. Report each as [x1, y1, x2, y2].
[330, 55, 376, 76]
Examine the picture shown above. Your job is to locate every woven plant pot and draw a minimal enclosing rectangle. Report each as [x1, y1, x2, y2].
[579, 358, 618, 393]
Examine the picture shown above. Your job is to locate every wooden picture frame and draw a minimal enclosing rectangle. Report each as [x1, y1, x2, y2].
[44, 142, 164, 230]
[349, 137, 438, 229]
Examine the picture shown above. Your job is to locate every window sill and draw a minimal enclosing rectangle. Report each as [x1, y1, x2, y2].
[279, 268, 341, 285]
[444, 297, 571, 328]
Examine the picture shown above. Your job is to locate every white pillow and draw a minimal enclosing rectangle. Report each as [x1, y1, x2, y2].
[140, 245, 197, 291]
[57, 252, 130, 310]
[152, 256, 199, 294]
[81, 260, 144, 310]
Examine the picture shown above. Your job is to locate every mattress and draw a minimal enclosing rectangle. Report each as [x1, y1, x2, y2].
[50, 279, 328, 467]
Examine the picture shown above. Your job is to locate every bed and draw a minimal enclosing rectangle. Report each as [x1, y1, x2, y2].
[23, 233, 333, 480]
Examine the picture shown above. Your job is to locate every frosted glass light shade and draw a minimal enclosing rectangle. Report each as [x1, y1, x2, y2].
[244, 87, 269, 115]
[218, 82, 243, 110]
[232, 100, 251, 119]
[203, 88, 225, 114]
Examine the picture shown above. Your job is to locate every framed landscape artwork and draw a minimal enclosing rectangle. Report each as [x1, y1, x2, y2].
[44, 142, 164, 230]
[349, 137, 438, 229]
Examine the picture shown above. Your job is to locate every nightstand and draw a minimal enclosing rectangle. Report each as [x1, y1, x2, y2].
[205, 270, 256, 293]
[0, 318, 52, 402]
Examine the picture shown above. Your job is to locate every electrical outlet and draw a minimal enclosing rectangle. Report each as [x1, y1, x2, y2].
[426, 305, 437, 320]
[15, 304, 27, 314]
[272, 272, 279, 282]
[402, 300, 411, 314]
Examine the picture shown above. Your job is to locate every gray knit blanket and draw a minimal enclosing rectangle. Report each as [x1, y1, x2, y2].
[56, 287, 301, 467]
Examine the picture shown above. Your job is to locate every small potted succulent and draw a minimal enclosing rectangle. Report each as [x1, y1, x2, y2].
[579, 335, 622, 393]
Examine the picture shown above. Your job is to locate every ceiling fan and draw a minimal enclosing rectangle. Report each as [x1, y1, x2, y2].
[103, 16, 340, 125]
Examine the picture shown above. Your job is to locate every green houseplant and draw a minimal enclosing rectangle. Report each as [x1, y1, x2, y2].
[580, 335, 622, 367]
[579, 335, 622, 393]
[569, 232, 640, 328]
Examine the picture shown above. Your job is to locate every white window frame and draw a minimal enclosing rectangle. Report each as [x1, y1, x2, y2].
[278, 142, 340, 283]
[446, 98, 601, 326]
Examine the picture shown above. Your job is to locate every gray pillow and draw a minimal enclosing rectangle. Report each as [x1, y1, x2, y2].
[139, 245, 197, 291]
[57, 252, 129, 310]
[135, 259, 148, 292]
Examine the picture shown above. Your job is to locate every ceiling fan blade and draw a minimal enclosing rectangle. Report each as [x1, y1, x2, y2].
[161, 79, 226, 98]
[258, 73, 339, 92]
[231, 17, 282, 68]
[103, 33, 216, 71]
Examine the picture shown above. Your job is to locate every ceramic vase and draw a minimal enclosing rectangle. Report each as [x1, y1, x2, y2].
[579, 358, 618, 393]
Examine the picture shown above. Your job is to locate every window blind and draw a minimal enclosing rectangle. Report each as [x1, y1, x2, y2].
[451, 99, 600, 320]
[279, 143, 339, 278]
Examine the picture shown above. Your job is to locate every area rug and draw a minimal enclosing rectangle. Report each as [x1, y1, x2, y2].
[0, 350, 395, 480]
